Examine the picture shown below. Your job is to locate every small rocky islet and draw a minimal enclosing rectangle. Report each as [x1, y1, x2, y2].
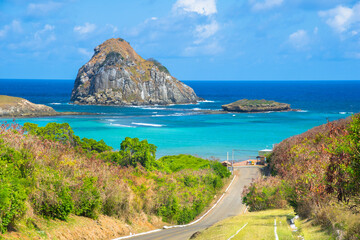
[70, 38, 202, 106]
[221, 99, 293, 113]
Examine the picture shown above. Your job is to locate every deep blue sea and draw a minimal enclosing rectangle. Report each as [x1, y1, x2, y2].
[1, 79, 359, 161]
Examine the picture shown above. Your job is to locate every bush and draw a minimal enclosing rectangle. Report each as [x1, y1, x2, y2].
[147, 58, 170, 74]
[102, 137, 157, 169]
[0, 159, 27, 233]
[74, 177, 102, 219]
[242, 177, 288, 212]
[80, 138, 112, 153]
[158, 195, 180, 223]
[23, 122, 112, 153]
[24, 122, 79, 146]
[32, 170, 74, 220]
[158, 154, 230, 179]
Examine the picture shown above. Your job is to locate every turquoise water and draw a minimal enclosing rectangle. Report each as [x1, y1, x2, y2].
[1, 80, 359, 161]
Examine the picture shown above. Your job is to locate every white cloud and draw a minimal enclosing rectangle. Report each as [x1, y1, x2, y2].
[173, 0, 217, 16]
[288, 29, 309, 50]
[0, 20, 22, 38]
[319, 3, 360, 33]
[105, 24, 118, 34]
[313, 27, 319, 34]
[250, 0, 284, 11]
[74, 23, 96, 35]
[194, 21, 219, 44]
[7, 24, 55, 50]
[184, 41, 223, 56]
[78, 48, 93, 58]
[34, 24, 55, 40]
[27, 1, 62, 16]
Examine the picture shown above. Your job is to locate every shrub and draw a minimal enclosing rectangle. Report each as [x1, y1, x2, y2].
[103, 137, 157, 169]
[80, 138, 112, 153]
[23, 122, 112, 153]
[147, 58, 170, 74]
[0, 159, 27, 233]
[32, 170, 74, 220]
[242, 177, 288, 212]
[158, 195, 180, 223]
[74, 177, 102, 219]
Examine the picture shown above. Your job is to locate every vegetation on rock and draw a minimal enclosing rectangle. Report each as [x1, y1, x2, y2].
[222, 99, 291, 113]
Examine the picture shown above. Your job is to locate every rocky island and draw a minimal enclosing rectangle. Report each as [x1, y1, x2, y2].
[221, 99, 292, 113]
[71, 38, 202, 106]
[0, 95, 90, 118]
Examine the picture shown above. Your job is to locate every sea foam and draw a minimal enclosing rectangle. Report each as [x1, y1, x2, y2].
[131, 122, 164, 127]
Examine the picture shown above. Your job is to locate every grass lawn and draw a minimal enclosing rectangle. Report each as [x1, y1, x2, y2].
[193, 209, 335, 240]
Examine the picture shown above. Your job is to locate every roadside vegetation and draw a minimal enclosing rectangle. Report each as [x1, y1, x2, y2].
[0, 121, 230, 238]
[242, 114, 360, 239]
[193, 209, 333, 240]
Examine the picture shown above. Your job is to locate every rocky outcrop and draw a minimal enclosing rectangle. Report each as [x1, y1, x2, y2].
[0, 95, 91, 118]
[71, 38, 202, 106]
[222, 99, 292, 113]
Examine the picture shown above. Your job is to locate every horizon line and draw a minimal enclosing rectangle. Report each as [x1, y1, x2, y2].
[1, 78, 360, 81]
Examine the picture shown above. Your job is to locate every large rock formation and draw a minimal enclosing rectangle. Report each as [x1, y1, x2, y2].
[71, 38, 201, 105]
[222, 99, 292, 113]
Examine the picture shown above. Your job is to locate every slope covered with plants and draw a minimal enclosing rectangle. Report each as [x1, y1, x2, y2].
[0, 122, 230, 238]
[242, 114, 360, 239]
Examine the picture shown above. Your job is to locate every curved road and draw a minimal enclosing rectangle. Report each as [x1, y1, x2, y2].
[114, 166, 260, 240]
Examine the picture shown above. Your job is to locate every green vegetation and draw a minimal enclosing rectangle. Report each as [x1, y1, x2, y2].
[193, 209, 334, 240]
[242, 114, 360, 239]
[232, 99, 278, 106]
[147, 58, 170, 74]
[0, 121, 230, 236]
[23, 122, 112, 153]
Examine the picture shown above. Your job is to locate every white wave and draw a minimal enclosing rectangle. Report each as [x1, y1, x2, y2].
[192, 108, 201, 111]
[152, 114, 167, 117]
[131, 122, 164, 127]
[339, 112, 347, 115]
[50, 102, 62, 105]
[141, 107, 166, 110]
[298, 110, 309, 113]
[107, 119, 116, 122]
[109, 123, 134, 128]
[199, 100, 215, 103]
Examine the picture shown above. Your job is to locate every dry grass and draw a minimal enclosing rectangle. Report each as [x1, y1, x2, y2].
[0, 95, 23, 106]
[193, 209, 334, 240]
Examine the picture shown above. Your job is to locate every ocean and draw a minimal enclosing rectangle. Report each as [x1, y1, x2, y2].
[1, 79, 359, 161]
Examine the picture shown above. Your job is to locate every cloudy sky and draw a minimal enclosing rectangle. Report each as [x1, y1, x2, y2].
[1, 0, 360, 80]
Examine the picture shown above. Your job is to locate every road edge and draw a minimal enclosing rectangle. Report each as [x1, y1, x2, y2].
[112, 174, 237, 240]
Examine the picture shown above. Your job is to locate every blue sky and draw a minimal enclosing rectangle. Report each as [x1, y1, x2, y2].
[0, 0, 360, 80]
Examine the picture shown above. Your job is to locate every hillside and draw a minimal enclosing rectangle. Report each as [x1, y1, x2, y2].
[0, 95, 89, 118]
[242, 114, 360, 239]
[71, 38, 202, 105]
[0, 122, 230, 239]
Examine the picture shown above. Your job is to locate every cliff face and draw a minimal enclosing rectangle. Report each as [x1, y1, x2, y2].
[222, 99, 291, 113]
[71, 38, 201, 105]
[0, 95, 56, 117]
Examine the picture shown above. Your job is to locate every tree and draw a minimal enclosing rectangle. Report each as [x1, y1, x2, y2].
[118, 137, 157, 169]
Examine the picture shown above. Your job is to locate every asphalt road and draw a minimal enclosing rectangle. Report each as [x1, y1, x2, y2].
[116, 166, 261, 240]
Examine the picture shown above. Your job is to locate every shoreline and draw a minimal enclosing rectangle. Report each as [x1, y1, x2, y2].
[0, 111, 97, 119]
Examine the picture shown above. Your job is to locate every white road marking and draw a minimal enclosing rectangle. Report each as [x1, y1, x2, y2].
[112, 175, 237, 240]
[274, 218, 279, 240]
[227, 223, 248, 240]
